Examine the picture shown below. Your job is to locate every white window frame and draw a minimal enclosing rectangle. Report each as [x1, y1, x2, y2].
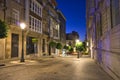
[12, 9, 19, 25]
[29, 16, 42, 33]
[30, 0, 42, 17]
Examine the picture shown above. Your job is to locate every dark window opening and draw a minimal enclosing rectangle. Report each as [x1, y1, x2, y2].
[26, 36, 38, 55]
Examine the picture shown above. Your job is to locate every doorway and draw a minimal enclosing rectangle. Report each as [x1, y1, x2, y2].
[11, 34, 19, 58]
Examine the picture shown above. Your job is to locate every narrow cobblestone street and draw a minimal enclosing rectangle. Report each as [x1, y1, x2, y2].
[0, 56, 113, 80]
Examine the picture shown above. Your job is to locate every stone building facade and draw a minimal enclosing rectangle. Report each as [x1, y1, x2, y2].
[42, 0, 60, 55]
[0, 0, 66, 60]
[25, 0, 43, 58]
[57, 10, 66, 47]
[0, 0, 25, 59]
[86, 0, 120, 79]
[66, 31, 79, 47]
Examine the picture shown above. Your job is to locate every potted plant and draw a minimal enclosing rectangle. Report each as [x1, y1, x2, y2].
[56, 43, 62, 56]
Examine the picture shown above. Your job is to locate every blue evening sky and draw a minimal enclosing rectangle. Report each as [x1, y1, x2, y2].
[56, 0, 86, 41]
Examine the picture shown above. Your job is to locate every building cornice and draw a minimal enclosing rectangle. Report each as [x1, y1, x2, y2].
[57, 10, 66, 21]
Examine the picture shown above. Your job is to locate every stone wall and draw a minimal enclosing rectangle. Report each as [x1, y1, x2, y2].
[0, 39, 5, 60]
[96, 0, 120, 79]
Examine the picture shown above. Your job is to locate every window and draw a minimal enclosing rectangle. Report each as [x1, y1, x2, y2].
[29, 16, 31, 28]
[50, 18, 53, 37]
[38, 7, 41, 16]
[12, 9, 19, 25]
[30, 0, 42, 17]
[42, 39, 45, 52]
[36, 20, 39, 32]
[35, 3, 37, 13]
[38, 20, 42, 32]
[99, 14, 102, 36]
[53, 24, 59, 39]
[111, 0, 120, 27]
[32, 17, 34, 29]
[26, 37, 38, 54]
[29, 16, 42, 33]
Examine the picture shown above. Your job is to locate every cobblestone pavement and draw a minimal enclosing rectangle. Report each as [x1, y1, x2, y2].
[0, 56, 113, 80]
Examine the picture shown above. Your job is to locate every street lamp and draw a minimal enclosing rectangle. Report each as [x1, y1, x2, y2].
[75, 39, 79, 58]
[75, 39, 82, 58]
[76, 39, 79, 43]
[20, 22, 26, 62]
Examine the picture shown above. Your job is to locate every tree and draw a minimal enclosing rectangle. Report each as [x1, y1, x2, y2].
[68, 46, 73, 52]
[63, 45, 73, 55]
[56, 43, 62, 49]
[75, 42, 85, 58]
[49, 41, 56, 48]
[56, 43, 62, 55]
[63, 45, 69, 50]
[82, 41, 86, 51]
[0, 20, 8, 38]
[75, 42, 85, 52]
[49, 41, 56, 53]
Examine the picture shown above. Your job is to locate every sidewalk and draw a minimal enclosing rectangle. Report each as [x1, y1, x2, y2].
[70, 55, 114, 80]
[0, 56, 54, 68]
[0, 60, 37, 68]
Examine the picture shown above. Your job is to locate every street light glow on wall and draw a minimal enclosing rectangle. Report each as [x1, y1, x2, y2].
[86, 41, 89, 46]
[20, 23, 26, 29]
[76, 39, 79, 43]
[20, 22, 26, 62]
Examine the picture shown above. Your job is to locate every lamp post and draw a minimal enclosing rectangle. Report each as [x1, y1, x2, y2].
[20, 23, 26, 62]
[76, 39, 79, 58]
[75, 39, 82, 58]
